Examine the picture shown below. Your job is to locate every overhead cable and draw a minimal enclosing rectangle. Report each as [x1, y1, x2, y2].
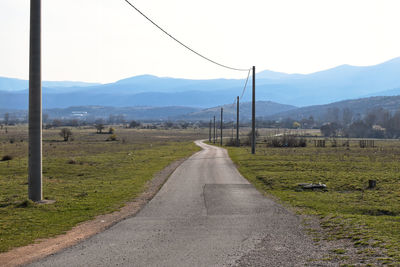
[123, 0, 250, 72]
[240, 68, 251, 99]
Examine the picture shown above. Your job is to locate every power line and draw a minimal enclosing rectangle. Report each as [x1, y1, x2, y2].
[240, 68, 251, 99]
[123, 0, 250, 72]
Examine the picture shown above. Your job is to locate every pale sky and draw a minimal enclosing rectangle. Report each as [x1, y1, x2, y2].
[1, 0, 400, 83]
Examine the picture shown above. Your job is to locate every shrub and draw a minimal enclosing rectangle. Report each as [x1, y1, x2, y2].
[67, 158, 77, 164]
[107, 134, 118, 141]
[225, 138, 238, 147]
[247, 130, 260, 138]
[266, 135, 307, 148]
[1, 155, 13, 161]
[240, 130, 260, 146]
[108, 127, 115, 134]
[16, 199, 35, 208]
[240, 137, 251, 146]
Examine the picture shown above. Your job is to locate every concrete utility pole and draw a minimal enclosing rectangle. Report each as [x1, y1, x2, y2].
[251, 66, 256, 154]
[29, 0, 42, 202]
[209, 119, 212, 142]
[220, 108, 223, 146]
[213, 116, 216, 144]
[236, 96, 239, 147]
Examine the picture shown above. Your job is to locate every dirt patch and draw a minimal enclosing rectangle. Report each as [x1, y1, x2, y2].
[0, 157, 187, 267]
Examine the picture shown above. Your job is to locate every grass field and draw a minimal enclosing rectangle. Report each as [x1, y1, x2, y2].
[0, 126, 205, 252]
[227, 138, 400, 265]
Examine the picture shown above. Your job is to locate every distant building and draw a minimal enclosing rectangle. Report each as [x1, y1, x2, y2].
[71, 111, 88, 117]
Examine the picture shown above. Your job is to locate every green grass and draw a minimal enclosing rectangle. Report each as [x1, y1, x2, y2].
[226, 140, 400, 264]
[0, 126, 203, 252]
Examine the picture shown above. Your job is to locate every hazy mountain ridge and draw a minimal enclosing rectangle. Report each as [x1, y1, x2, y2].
[0, 76, 100, 92]
[1, 57, 400, 108]
[0, 89, 255, 109]
[3, 96, 400, 123]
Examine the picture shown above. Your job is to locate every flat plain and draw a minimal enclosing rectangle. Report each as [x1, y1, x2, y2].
[227, 138, 400, 265]
[0, 126, 205, 253]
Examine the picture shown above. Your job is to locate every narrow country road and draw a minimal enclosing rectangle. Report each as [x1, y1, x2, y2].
[29, 141, 328, 266]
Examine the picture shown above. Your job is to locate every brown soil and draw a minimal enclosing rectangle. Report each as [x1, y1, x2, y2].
[0, 158, 187, 267]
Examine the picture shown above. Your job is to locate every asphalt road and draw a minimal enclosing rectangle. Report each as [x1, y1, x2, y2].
[29, 141, 327, 266]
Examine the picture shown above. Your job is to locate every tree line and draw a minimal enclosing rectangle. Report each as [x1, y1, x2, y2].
[320, 107, 400, 138]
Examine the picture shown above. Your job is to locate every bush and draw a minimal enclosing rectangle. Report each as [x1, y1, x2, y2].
[266, 135, 307, 147]
[240, 130, 260, 146]
[16, 199, 35, 208]
[1, 155, 13, 161]
[225, 138, 238, 147]
[240, 137, 251, 146]
[106, 134, 118, 141]
[129, 121, 141, 128]
[247, 130, 260, 138]
[67, 158, 77, 164]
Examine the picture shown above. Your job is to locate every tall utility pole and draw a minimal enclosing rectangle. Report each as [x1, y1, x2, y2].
[236, 96, 239, 147]
[213, 116, 216, 144]
[251, 66, 256, 154]
[209, 119, 211, 142]
[29, 0, 42, 202]
[220, 108, 223, 146]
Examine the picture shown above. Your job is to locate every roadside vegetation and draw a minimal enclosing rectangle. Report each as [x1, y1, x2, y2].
[0, 126, 204, 252]
[226, 137, 400, 265]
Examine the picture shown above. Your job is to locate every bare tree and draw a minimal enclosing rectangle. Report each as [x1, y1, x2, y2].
[365, 112, 377, 127]
[59, 128, 72, 141]
[52, 119, 62, 127]
[108, 114, 116, 125]
[326, 107, 340, 123]
[320, 122, 341, 137]
[95, 124, 105, 133]
[4, 113, 9, 125]
[129, 120, 141, 128]
[95, 119, 105, 133]
[43, 113, 49, 124]
[342, 108, 353, 126]
[115, 114, 125, 124]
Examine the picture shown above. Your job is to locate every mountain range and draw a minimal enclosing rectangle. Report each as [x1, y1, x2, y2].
[1, 57, 400, 110]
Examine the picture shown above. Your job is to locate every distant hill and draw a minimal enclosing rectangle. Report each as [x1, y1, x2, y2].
[180, 101, 296, 121]
[0, 76, 100, 92]
[2, 57, 400, 109]
[0, 89, 257, 109]
[41, 101, 295, 121]
[363, 88, 400, 98]
[256, 70, 304, 80]
[0, 101, 295, 122]
[4, 96, 400, 123]
[268, 95, 400, 121]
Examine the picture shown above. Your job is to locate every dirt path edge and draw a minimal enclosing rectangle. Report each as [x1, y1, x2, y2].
[0, 157, 189, 267]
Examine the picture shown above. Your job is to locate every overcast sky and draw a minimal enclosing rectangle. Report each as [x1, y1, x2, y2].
[1, 0, 400, 83]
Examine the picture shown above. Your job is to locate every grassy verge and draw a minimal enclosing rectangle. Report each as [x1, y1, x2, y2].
[226, 141, 400, 265]
[0, 126, 202, 252]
